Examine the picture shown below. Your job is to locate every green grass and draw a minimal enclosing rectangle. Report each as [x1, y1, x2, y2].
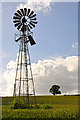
[2, 95, 80, 119]
[2, 95, 78, 105]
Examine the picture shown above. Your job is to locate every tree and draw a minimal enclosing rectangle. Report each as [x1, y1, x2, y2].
[49, 85, 61, 96]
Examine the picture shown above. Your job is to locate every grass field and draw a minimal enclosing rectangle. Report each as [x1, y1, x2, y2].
[2, 95, 80, 119]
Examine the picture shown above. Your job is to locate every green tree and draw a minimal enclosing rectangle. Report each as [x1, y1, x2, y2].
[49, 85, 61, 96]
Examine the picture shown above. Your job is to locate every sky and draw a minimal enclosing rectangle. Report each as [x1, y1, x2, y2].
[0, 1, 79, 96]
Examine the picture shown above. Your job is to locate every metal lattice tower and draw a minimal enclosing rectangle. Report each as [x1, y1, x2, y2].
[13, 8, 38, 105]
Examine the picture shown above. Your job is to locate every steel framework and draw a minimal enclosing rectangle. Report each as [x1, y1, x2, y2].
[13, 32, 36, 105]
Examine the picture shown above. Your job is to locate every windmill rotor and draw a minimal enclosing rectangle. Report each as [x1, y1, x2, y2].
[13, 8, 38, 32]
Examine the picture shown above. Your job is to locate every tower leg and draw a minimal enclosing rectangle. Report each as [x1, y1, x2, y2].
[24, 40, 29, 105]
[19, 41, 23, 98]
[13, 42, 21, 97]
[27, 45, 36, 106]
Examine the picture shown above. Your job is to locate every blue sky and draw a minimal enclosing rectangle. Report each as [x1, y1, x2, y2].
[2, 2, 78, 69]
[0, 2, 78, 96]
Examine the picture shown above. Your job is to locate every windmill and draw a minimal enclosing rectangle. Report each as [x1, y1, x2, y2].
[13, 8, 38, 106]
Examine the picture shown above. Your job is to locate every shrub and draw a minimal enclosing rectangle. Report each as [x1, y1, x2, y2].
[10, 98, 52, 109]
[36, 104, 41, 108]
[42, 104, 52, 109]
[10, 98, 26, 109]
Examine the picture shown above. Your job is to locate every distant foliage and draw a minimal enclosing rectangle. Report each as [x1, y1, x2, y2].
[49, 85, 61, 95]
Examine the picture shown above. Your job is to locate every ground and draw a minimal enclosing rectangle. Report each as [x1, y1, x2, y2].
[1, 95, 80, 119]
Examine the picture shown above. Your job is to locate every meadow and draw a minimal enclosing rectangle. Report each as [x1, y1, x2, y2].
[2, 95, 80, 119]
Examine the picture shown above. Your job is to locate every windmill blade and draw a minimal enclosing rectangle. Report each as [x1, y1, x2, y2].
[27, 9, 31, 16]
[28, 11, 34, 17]
[13, 20, 21, 23]
[28, 24, 33, 29]
[17, 10, 23, 16]
[28, 35, 36, 46]
[24, 8, 27, 16]
[14, 12, 21, 18]
[14, 22, 21, 27]
[27, 26, 30, 31]
[30, 21, 38, 24]
[13, 16, 20, 20]
[30, 22, 35, 28]
[15, 37, 22, 42]
[29, 14, 36, 18]
[17, 23, 22, 30]
[20, 9, 24, 16]
[30, 17, 36, 21]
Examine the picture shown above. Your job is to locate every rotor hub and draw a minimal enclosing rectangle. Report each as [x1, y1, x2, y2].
[22, 17, 27, 24]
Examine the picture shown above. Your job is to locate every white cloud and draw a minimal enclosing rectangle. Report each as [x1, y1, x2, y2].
[6, 60, 16, 69]
[0, 56, 78, 96]
[32, 56, 78, 95]
[66, 89, 78, 95]
[72, 42, 78, 49]
[72, 42, 80, 49]
[17, 0, 54, 13]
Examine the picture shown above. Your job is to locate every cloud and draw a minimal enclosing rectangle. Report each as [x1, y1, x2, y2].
[72, 42, 78, 49]
[6, 60, 16, 69]
[32, 56, 78, 95]
[0, 56, 78, 96]
[72, 42, 80, 49]
[17, 0, 54, 13]
[72, 42, 80, 55]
